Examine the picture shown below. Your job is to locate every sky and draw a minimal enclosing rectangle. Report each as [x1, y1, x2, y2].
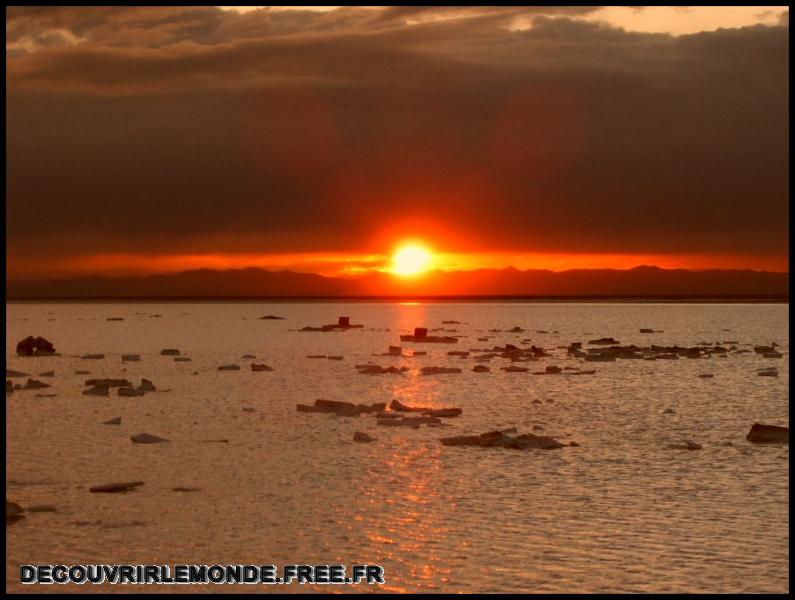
[5, 6, 790, 279]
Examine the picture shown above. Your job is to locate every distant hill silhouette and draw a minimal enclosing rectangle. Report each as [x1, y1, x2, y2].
[5, 266, 789, 299]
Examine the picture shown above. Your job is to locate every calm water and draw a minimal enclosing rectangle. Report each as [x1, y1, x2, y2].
[5, 302, 789, 593]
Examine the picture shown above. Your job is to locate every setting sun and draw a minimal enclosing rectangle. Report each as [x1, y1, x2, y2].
[391, 244, 432, 276]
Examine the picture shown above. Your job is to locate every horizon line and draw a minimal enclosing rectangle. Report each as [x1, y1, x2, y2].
[6, 263, 791, 283]
[5, 294, 790, 304]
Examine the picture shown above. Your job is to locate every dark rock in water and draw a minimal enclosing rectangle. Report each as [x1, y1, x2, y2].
[438, 434, 482, 447]
[388, 399, 417, 413]
[668, 440, 702, 450]
[259, 315, 285, 320]
[746, 423, 789, 444]
[353, 431, 376, 443]
[356, 364, 406, 375]
[25, 504, 56, 513]
[388, 399, 462, 417]
[753, 345, 776, 354]
[83, 386, 109, 396]
[301, 316, 364, 332]
[172, 487, 201, 492]
[81, 354, 105, 360]
[201, 439, 229, 443]
[313, 399, 360, 417]
[297, 398, 382, 417]
[16, 336, 56, 356]
[757, 368, 778, 377]
[86, 378, 132, 388]
[130, 433, 169, 444]
[217, 364, 240, 371]
[569, 441, 580, 447]
[89, 481, 145, 493]
[75, 370, 90, 375]
[472, 365, 490, 373]
[106, 317, 124, 321]
[103, 417, 122, 425]
[138, 378, 156, 392]
[440, 430, 565, 450]
[420, 366, 462, 376]
[7, 499, 25, 523]
[174, 357, 192, 362]
[251, 363, 274, 372]
[327, 355, 344, 361]
[160, 349, 181, 356]
[545, 365, 562, 374]
[588, 337, 619, 345]
[423, 408, 463, 418]
[639, 328, 654, 333]
[118, 387, 145, 397]
[400, 327, 458, 343]
[23, 378, 50, 390]
[122, 354, 141, 362]
[296, 403, 327, 413]
[698, 374, 714, 378]
[531, 399, 542, 405]
[662, 408, 675, 415]
[356, 402, 387, 414]
[584, 354, 616, 363]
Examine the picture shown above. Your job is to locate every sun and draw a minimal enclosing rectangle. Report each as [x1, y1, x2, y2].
[391, 243, 432, 276]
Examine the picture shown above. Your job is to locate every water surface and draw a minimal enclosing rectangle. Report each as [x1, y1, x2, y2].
[5, 302, 789, 593]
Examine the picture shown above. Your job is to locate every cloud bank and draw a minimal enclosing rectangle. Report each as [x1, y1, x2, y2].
[6, 6, 789, 273]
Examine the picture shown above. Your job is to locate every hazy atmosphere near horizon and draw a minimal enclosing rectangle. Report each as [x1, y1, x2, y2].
[5, 5, 790, 595]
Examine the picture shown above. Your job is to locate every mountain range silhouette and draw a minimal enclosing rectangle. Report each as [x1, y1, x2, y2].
[6, 265, 788, 299]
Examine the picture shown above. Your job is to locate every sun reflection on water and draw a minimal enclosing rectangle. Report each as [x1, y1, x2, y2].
[355, 437, 454, 592]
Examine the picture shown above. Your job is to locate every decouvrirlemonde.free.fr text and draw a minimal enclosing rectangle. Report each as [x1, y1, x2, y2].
[21, 564, 385, 585]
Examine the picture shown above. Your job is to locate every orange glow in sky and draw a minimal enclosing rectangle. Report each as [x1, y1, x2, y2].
[8, 247, 788, 279]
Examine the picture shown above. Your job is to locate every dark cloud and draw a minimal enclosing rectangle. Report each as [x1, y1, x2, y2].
[5, 7, 789, 268]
